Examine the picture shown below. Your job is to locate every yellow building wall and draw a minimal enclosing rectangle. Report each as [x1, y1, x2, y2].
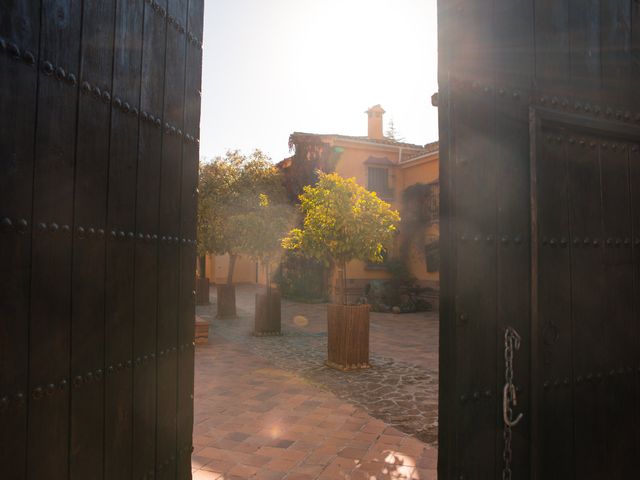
[204, 254, 260, 284]
[399, 157, 438, 188]
[403, 222, 440, 284]
[333, 144, 404, 211]
[328, 140, 439, 287]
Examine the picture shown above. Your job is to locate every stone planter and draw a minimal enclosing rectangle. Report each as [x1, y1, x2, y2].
[196, 277, 210, 305]
[216, 284, 236, 318]
[254, 289, 281, 336]
[326, 304, 370, 370]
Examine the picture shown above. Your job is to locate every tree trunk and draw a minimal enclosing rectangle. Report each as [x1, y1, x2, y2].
[342, 261, 347, 305]
[196, 255, 210, 304]
[198, 255, 206, 279]
[265, 260, 271, 297]
[327, 261, 337, 304]
[322, 266, 329, 301]
[255, 260, 281, 335]
[227, 253, 237, 285]
[195, 277, 210, 305]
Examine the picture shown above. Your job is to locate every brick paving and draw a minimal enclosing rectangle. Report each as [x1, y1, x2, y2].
[192, 285, 438, 479]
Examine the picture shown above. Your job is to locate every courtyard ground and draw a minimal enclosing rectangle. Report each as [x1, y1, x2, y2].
[192, 284, 439, 479]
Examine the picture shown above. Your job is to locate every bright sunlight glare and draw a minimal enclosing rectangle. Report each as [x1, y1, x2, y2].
[200, 0, 438, 163]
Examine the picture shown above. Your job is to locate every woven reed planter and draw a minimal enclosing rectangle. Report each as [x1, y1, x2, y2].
[195, 277, 210, 305]
[326, 304, 370, 370]
[254, 289, 281, 336]
[194, 316, 209, 344]
[216, 284, 236, 318]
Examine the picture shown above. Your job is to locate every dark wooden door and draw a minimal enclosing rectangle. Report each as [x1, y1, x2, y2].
[0, 1, 203, 478]
[438, 1, 640, 478]
[531, 112, 640, 479]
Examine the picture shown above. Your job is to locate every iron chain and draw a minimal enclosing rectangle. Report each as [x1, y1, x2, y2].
[502, 326, 522, 480]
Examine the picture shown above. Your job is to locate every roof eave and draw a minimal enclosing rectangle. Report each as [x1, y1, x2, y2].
[399, 150, 439, 167]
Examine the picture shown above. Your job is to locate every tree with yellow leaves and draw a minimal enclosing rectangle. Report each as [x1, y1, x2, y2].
[283, 172, 400, 305]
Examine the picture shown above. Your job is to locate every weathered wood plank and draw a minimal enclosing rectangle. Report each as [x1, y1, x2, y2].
[569, 0, 601, 97]
[436, 2, 455, 476]
[535, 0, 570, 94]
[494, 0, 534, 87]
[27, 1, 82, 478]
[630, 144, 640, 471]
[0, 1, 41, 478]
[567, 136, 605, 480]
[598, 141, 635, 477]
[451, 0, 493, 84]
[494, 96, 531, 478]
[131, 2, 167, 478]
[156, 0, 188, 476]
[452, 84, 498, 479]
[632, 2, 640, 113]
[104, 0, 143, 478]
[600, 0, 631, 107]
[535, 131, 573, 479]
[177, 2, 203, 474]
[69, 2, 116, 478]
[492, 5, 534, 477]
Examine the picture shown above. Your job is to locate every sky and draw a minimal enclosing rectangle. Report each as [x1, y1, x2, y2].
[200, 0, 439, 163]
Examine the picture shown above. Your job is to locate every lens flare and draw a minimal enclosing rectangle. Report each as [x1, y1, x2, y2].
[293, 315, 309, 327]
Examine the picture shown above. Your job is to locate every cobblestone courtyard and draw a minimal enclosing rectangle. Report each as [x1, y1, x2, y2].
[192, 284, 439, 479]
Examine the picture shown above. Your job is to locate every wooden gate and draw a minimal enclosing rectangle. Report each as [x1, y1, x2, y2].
[531, 112, 640, 478]
[438, 1, 640, 478]
[0, 1, 203, 478]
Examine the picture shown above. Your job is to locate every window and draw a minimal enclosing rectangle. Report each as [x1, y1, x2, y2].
[425, 182, 439, 225]
[368, 167, 392, 198]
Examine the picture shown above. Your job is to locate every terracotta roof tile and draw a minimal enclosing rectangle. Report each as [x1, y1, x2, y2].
[290, 131, 431, 150]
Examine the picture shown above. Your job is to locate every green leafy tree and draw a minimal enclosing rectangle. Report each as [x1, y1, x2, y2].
[282, 172, 400, 304]
[198, 149, 284, 284]
[236, 192, 294, 294]
[385, 118, 404, 142]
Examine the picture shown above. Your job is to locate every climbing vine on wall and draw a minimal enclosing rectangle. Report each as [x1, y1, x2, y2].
[281, 133, 343, 202]
[400, 181, 439, 265]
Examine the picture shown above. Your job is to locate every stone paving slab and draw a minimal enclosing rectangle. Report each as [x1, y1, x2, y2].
[192, 334, 437, 480]
[197, 285, 439, 445]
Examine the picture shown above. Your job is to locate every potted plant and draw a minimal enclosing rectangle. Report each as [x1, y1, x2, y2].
[283, 172, 399, 370]
[198, 150, 273, 318]
[237, 191, 294, 335]
[233, 153, 292, 334]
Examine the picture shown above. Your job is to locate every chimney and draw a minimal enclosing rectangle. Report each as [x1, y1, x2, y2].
[365, 104, 385, 139]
